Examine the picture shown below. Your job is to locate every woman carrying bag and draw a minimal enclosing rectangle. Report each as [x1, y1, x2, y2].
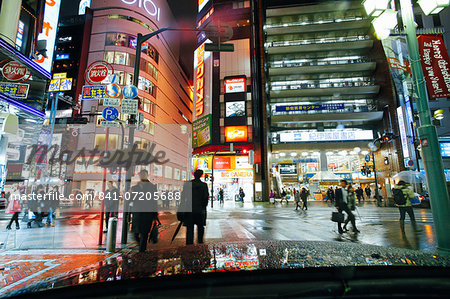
[6, 186, 22, 230]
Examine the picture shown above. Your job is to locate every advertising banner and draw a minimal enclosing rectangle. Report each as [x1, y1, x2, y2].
[224, 77, 246, 93]
[279, 130, 373, 142]
[418, 35, 450, 99]
[0, 82, 29, 99]
[275, 103, 345, 112]
[34, 0, 61, 73]
[193, 114, 212, 148]
[193, 42, 213, 120]
[81, 85, 108, 99]
[225, 126, 248, 142]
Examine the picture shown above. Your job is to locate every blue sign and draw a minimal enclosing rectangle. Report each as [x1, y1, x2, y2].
[440, 143, 450, 157]
[292, 158, 319, 163]
[275, 103, 345, 112]
[122, 85, 139, 99]
[0, 82, 29, 99]
[365, 154, 371, 162]
[82, 85, 107, 99]
[102, 106, 119, 121]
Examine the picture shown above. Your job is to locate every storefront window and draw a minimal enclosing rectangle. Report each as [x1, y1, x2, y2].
[114, 52, 128, 65]
[138, 76, 157, 97]
[104, 51, 114, 64]
[105, 31, 159, 64]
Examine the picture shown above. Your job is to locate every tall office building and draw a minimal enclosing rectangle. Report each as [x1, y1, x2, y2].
[258, 0, 403, 198]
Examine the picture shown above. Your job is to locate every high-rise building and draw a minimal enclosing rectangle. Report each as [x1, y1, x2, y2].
[192, 0, 263, 202]
[0, 0, 56, 190]
[257, 0, 403, 199]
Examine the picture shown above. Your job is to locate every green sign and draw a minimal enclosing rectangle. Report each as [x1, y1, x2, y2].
[193, 114, 212, 148]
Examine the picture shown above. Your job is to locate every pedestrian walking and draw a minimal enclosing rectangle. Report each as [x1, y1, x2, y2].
[45, 186, 60, 227]
[393, 180, 419, 234]
[269, 189, 275, 204]
[294, 188, 301, 210]
[334, 180, 359, 234]
[104, 181, 120, 233]
[355, 186, 364, 204]
[239, 187, 245, 202]
[27, 185, 45, 228]
[365, 186, 371, 199]
[130, 169, 158, 252]
[343, 185, 356, 231]
[219, 188, 224, 205]
[300, 187, 308, 210]
[6, 185, 21, 230]
[327, 187, 335, 203]
[179, 169, 209, 245]
[280, 188, 288, 204]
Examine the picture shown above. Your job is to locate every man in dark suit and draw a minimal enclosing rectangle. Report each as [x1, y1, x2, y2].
[130, 169, 158, 252]
[181, 169, 209, 245]
[335, 180, 359, 234]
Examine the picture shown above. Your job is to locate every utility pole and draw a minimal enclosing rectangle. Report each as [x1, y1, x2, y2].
[399, 0, 450, 254]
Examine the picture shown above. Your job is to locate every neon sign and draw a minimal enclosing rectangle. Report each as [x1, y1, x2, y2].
[195, 43, 205, 117]
[121, 0, 161, 21]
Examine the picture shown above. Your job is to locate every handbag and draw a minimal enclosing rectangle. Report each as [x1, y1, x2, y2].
[331, 211, 345, 223]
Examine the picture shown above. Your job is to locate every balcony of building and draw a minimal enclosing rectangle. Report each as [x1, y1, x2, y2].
[265, 18, 371, 36]
[268, 57, 376, 76]
[271, 109, 383, 124]
[267, 39, 373, 55]
[269, 77, 380, 99]
[266, 2, 363, 19]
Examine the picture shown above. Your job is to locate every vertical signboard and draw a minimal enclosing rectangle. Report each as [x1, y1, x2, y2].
[192, 114, 212, 148]
[193, 42, 212, 121]
[397, 106, 410, 159]
[34, 0, 61, 73]
[417, 35, 450, 99]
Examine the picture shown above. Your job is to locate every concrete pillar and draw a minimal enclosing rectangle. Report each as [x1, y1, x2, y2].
[0, 0, 22, 46]
[320, 151, 327, 172]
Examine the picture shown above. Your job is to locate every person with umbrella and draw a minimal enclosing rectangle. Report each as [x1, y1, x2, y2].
[393, 180, 419, 234]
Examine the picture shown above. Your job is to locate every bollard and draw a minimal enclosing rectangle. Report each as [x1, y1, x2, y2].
[106, 217, 118, 252]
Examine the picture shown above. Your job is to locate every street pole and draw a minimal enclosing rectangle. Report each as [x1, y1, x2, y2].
[121, 28, 174, 244]
[98, 127, 109, 245]
[371, 151, 380, 206]
[399, 0, 450, 254]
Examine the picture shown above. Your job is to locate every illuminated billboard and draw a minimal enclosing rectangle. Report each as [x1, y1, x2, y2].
[225, 126, 248, 142]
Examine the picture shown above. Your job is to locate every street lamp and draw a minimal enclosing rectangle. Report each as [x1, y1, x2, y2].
[362, 0, 390, 16]
[371, 9, 398, 39]
[417, 0, 449, 15]
[434, 109, 445, 120]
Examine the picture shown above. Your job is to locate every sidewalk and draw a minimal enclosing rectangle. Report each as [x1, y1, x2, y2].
[0, 249, 113, 295]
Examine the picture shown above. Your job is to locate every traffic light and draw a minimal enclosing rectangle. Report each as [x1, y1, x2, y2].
[381, 132, 396, 142]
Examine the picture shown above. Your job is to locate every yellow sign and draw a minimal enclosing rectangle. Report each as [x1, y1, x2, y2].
[53, 72, 67, 79]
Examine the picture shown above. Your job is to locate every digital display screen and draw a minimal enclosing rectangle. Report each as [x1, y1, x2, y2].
[55, 54, 69, 60]
[440, 143, 450, 157]
[226, 101, 245, 117]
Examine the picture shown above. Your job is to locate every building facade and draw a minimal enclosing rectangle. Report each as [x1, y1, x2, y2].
[192, 0, 263, 202]
[70, 0, 192, 194]
[257, 0, 403, 199]
[0, 0, 55, 191]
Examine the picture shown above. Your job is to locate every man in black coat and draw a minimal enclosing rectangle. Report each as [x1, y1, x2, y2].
[335, 180, 359, 234]
[130, 169, 158, 252]
[181, 169, 209, 245]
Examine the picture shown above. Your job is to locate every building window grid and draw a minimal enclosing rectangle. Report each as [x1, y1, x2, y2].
[104, 51, 158, 81]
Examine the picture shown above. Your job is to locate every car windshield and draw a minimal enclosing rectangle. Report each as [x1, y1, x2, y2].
[1, 0, 450, 297]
